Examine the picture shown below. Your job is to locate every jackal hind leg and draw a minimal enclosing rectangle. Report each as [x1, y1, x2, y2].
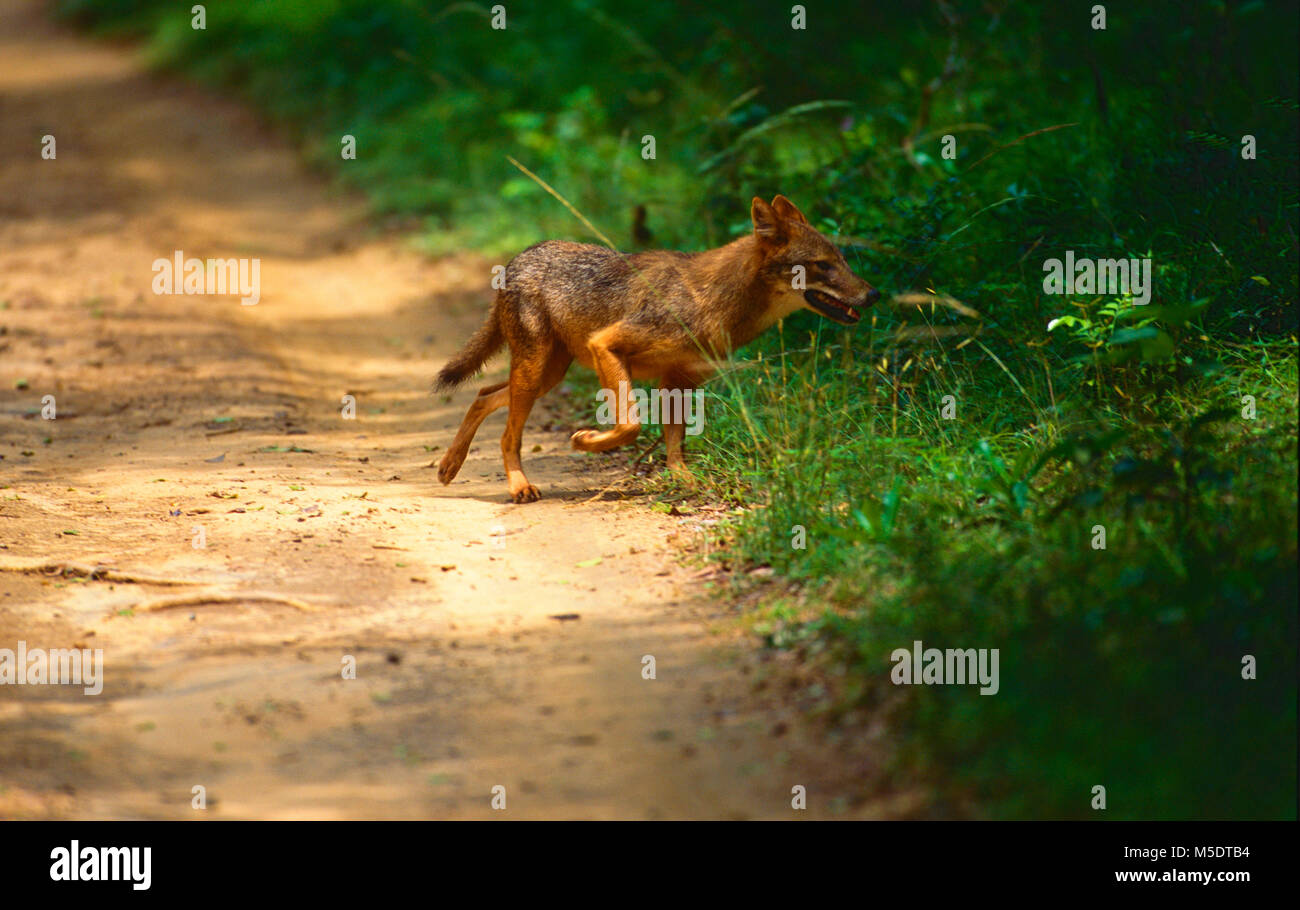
[502, 346, 571, 503]
[438, 381, 509, 485]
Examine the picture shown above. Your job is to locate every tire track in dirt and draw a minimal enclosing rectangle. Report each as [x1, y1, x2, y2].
[0, 0, 905, 819]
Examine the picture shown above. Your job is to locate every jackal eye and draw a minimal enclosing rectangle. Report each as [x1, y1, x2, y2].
[811, 259, 834, 272]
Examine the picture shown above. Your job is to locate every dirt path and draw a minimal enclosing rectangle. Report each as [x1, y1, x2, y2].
[0, 0, 900, 819]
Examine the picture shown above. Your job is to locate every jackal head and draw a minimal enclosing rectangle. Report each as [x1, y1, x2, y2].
[752, 195, 880, 325]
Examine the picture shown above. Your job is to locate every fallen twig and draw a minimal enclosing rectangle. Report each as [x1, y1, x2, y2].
[132, 591, 320, 614]
[0, 560, 202, 586]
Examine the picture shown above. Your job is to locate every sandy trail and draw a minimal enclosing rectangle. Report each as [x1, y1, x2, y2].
[0, 0, 899, 819]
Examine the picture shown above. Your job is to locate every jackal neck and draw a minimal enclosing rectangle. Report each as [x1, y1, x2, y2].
[692, 235, 776, 353]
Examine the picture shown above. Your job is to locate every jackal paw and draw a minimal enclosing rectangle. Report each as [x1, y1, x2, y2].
[437, 455, 462, 486]
[510, 482, 541, 504]
[570, 429, 599, 452]
[666, 461, 696, 487]
[572, 427, 639, 452]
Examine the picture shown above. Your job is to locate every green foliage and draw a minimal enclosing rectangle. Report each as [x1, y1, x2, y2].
[63, 0, 1298, 818]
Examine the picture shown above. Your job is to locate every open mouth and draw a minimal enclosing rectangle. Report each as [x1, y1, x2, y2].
[803, 289, 861, 325]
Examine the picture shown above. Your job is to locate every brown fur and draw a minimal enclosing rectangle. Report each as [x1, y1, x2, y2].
[435, 195, 879, 503]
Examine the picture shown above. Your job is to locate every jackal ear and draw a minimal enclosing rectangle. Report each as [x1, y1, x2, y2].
[751, 196, 787, 244]
[771, 195, 809, 224]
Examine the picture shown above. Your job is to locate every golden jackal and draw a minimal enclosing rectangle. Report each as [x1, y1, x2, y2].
[435, 195, 879, 502]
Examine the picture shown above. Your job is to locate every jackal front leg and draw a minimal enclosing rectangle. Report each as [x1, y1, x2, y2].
[658, 374, 694, 481]
[572, 324, 642, 453]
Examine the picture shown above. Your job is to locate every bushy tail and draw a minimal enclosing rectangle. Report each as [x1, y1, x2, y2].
[435, 302, 504, 390]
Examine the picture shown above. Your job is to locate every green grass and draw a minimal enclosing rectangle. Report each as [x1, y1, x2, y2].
[690, 325, 1296, 818]
[60, 0, 1298, 818]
